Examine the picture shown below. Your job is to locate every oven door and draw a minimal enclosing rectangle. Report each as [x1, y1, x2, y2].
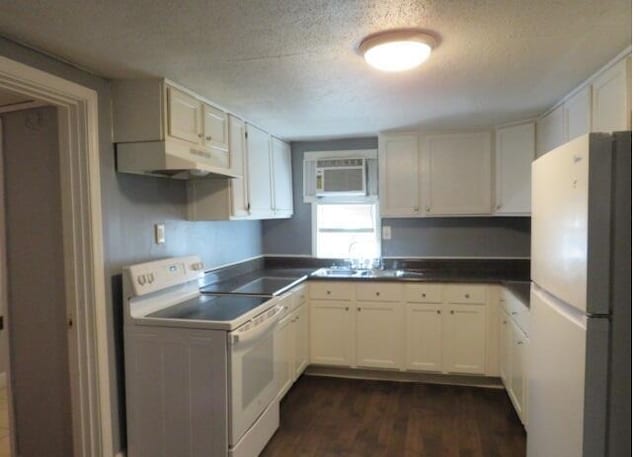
[228, 303, 284, 446]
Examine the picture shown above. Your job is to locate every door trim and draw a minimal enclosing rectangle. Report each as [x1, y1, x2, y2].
[0, 56, 112, 456]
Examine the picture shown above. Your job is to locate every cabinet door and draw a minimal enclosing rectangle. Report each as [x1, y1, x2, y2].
[495, 123, 534, 215]
[203, 104, 229, 153]
[443, 304, 486, 374]
[536, 104, 564, 156]
[378, 134, 420, 217]
[275, 315, 293, 401]
[228, 115, 249, 217]
[592, 57, 631, 132]
[564, 85, 591, 142]
[293, 303, 309, 379]
[424, 132, 492, 215]
[510, 323, 527, 422]
[309, 302, 354, 366]
[166, 86, 202, 144]
[499, 309, 512, 389]
[271, 137, 293, 217]
[245, 124, 274, 218]
[406, 303, 443, 372]
[355, 302, 403, 369]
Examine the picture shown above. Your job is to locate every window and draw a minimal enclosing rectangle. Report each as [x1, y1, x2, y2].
[313, 202, 380, 259]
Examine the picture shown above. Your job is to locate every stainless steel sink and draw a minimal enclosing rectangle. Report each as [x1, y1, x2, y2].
[311, 267, 424, 279]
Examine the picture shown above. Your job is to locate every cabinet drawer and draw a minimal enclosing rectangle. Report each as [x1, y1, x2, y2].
[355, 283, 403, 302]
[445, 284, 486, 304]
[309, 281, 352, 300]
[406, 283, 444, 303]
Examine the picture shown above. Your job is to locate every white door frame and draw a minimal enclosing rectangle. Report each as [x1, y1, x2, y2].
[0, 56, 113, 456]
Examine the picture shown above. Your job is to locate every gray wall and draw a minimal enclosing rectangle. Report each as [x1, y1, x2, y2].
[262, 137, 378, 255]
[2, 106, 72, 457]
[263, 138, 531, 258]
[0, 37, 262, 453]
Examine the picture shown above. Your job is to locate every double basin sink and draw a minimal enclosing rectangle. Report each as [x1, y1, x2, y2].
[311, 266, 424, 279]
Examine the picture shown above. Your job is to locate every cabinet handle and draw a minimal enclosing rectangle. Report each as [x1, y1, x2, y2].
[414, 207, 419, 212]
[437, 310, 441, 314]
[496, 204, 502, 210]
[326, 290, 331, 295]
[450, 310, 455, 315]
[425, 207, 430, 212]
[511, 311, 518, 316]
[464, 294, 470, 298]
[198, 133, 203, 138]
[345, 307, 349, 311]
[503, 320, 507, 325]
[357, 307, 362, 312]
[421, 293, 426, 298]
[375, 292, 380, 296]
[206, 136, 212, 141]
[517, 341, 524, 345]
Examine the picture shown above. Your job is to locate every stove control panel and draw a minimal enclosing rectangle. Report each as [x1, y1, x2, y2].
[125, 256, 205, 296]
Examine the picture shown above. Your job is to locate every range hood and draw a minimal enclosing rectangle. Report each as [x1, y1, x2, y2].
[116, 140, 239, 180]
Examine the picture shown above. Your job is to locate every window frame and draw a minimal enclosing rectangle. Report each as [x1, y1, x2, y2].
[311, 200, 381, 259]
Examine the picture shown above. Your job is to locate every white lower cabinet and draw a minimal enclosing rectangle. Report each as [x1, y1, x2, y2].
[275, 286, 309, 401]
[499, 287, 529, 426]
[309, 281, 489, 376]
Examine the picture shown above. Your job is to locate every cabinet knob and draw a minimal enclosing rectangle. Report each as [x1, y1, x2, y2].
[414, 207, 419, 212]
[345, 307, 349, 311]
[450, 310, 455, 315]
[437, 310, 441, 314]
[496, 204, 502, 210]
[198, 133, 203, 138]
[503, 320, 507, 324]
[357, 307, 362, 312]
[464, 294, 470, 298]
[376, 292, 380, 296]
[421, 293, 426, 298]
[326, 290, 331, 295]
[206, 136, 212, 141]
[511, 311, 518, 315]
[517, 341, 524, 345]
[425, 207, 430, 212]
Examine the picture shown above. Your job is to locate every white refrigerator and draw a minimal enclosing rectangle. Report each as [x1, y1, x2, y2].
[527, 132, 630, 457]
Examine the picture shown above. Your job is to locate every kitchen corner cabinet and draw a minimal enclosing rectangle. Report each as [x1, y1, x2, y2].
[536, 104, 564, 157]
[499, 288, 529, 426]
[494, 122, 535, 215]
[112, 79, 230, 169]
[379, 132, 492, 217]
[563, 85, 591, 142]
[187, 121, 293, 220]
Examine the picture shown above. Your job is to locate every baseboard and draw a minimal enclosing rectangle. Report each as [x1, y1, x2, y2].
[304, 365, 503, 389]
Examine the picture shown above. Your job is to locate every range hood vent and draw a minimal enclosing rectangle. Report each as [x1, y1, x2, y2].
[116, 140, 238, 180]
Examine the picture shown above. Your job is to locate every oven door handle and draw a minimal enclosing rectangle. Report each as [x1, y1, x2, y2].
[229, 305, 286, 347]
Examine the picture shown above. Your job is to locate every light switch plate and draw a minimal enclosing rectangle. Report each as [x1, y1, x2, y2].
[382, 225, 391, 240]
[154, 223, 165, 244]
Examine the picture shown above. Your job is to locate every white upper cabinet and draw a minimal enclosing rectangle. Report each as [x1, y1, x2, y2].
[423, 132, 492, 215]
[379, 134, 420, 217]
[536, 104, 564, 157]
[495, 122, 535, 215]
[167, 86, 202, 144]
[202, 104, 229, 153]
[379, 131, 492, 217]
[228, 115, 250, 217]
[246, 124, 274, 218]
[591, 56, 631, 133]
[271, 137, 294, 218]
[564, 85, 591, 142]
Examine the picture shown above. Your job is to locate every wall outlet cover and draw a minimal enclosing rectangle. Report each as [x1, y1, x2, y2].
[154, 223, 166, 244]
[382, 225, 391, 240]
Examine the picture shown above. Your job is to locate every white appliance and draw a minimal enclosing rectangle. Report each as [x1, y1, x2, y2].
[123, 256, 284, 457]
[527, 132, 630, 457]
[314, 157, 367, 196]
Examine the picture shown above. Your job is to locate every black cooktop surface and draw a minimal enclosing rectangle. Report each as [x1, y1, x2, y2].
[201, 276, 303, 296]
[146, 294, 272, 322]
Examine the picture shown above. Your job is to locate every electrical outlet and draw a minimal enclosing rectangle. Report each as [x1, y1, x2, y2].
[382, 225, 392, 240]
[154, 223, 165, 244]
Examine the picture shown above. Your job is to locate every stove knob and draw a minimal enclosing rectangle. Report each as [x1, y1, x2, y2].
[137, 275, 146, 285]
[146, 273, 154, 283]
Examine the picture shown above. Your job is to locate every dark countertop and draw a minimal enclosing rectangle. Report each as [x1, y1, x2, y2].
[200, 256, 531, 298]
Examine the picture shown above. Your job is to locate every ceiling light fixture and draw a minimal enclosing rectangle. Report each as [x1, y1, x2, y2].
[359, 29, 437, 72]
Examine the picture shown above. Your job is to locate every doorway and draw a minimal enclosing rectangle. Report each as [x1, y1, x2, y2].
[0, 55, 112, 456]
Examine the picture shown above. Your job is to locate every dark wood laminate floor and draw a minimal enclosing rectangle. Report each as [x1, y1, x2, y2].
[261, 375, 526, 457]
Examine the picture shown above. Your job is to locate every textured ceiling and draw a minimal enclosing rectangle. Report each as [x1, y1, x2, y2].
[0, 0, 631, 140]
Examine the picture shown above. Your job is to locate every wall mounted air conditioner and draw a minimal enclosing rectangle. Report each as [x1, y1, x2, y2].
[314, 158, 366, 196]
